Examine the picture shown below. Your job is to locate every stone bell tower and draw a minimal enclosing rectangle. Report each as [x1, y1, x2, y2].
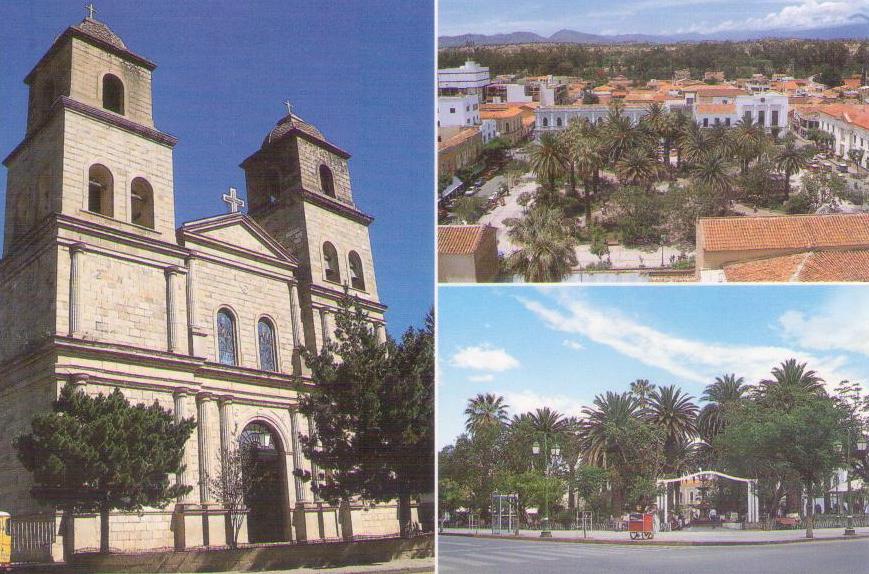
[3, 9, 177, 255]
[240, 105, 385, 350]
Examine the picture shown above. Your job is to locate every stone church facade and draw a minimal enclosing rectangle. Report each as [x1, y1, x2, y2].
[0, 14, 410, 554]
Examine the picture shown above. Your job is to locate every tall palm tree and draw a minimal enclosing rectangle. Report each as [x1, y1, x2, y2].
[572, 138, 605, 225]
[697, 374, 747, 443]
[647, 385, 699, 444]
[506, 205, 578, 282]
[615, 147, 659, 189]
[755, 359, 825, 408]
[464, 393, 509, 435]
[629, 379, 656, 408]
[774, 138, 807, 200]
[733, 118, 765, 175]
[691, 151, 732, 200]
[529, 407, 570, 435]
[559, 119, 586, 198]
[530, 132, 566, 193]
[678, 122, 707, 167]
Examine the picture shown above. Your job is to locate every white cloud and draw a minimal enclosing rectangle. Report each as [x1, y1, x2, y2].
[778, 290, 869, 357]
[518, 291, 859, 389]
[563, 339, 585, 351]
[450, 345, 520, 372]
[501, 389, 588, 419]
[468, 374, 496, 382]
[685, 0, 869, 33]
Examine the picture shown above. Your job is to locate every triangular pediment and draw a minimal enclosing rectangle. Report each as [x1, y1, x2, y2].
[179, 213, 297, 265]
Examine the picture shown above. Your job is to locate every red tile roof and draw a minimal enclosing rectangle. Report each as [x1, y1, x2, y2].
[438, 225, 494, 255]
[699, 214, 869, 253]
[724, 250, 869, 282]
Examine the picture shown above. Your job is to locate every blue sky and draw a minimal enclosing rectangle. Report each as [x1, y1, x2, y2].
[438, 286, 869, 447]
[439, 0, 869, 36]
[0, 1, 434, 335]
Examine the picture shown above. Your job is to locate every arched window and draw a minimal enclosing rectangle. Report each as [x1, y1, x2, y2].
[257, 318, 278, 372]
[102, 74, 124, 114]
[319, 164, 336, 198]
[87, 164, 114, 217]
[348, 251, 365, 290]
[130, 177, 154, 228]
[217, 308, 238, 366]
[556, 117, 563, 127]
[322, 242, 340, 282]
[542, 117, 548, 127]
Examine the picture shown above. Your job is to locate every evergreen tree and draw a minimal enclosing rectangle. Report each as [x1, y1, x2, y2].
[297, 293, 434, 536]
[14, 385, 196, 554]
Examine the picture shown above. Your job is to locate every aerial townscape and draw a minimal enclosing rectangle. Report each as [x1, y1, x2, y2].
[437, 40, 869, 283]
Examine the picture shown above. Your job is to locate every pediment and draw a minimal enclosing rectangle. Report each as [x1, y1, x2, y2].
[180, 213, 297, 265]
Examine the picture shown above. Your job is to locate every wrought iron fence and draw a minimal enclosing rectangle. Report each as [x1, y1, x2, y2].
[9, 514, 56, 563]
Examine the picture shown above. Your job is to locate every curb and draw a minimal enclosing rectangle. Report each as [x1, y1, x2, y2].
[440, 531, 869, 547]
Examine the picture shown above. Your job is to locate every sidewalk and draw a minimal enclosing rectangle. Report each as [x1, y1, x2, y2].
[442, 527, 869, 546]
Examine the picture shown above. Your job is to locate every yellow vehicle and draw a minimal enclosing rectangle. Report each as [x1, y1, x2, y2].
[0, 511, 10, 571]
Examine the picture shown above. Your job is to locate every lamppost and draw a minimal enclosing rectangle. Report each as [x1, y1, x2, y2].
[532, 434, 560, 538]
[844, 430, 867, 536]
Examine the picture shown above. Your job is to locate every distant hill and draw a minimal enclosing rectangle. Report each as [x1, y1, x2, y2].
[438, 23, 869, 47]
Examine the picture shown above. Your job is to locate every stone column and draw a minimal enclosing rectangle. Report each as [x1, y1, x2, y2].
[288, 282, 305, 373]
[165, 266, 184, 353]
[318, 308, 330, 351]
[289, 409, 307, 503]
[374, 321, 387, 345]
[196, 393, 215, 503]
[218, 396, 233, 463]
[186, 255, 199, 354]
[307, 415, 322, 502]
[173, 389, 195, 502]
[68, 243, 86, 337]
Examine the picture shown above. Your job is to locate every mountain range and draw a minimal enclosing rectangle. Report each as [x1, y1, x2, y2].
[439, 22, 869, 47]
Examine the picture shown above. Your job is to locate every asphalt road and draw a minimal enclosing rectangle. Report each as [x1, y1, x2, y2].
[439, 535, 869, 574]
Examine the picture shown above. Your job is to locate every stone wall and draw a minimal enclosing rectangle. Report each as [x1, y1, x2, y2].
[61, 110, 176, 239]
[297, 138, 353, 206]
[0, 244, 57, 362]
[69, 37, 155, 128]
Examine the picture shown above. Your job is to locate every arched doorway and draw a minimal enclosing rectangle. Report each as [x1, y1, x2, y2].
[240, 422, 289, 543]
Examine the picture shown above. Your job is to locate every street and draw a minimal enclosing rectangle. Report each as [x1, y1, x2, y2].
[439, 535, 869, 574]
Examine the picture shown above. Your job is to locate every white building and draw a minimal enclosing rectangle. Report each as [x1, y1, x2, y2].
[694, 92, 789, 133]
[438, 94, 481, 128]
[817, 104, 869, 167]
[535, 104, 650, 137]
[437, 60, 490, 96]
[480, 119, 498, 144]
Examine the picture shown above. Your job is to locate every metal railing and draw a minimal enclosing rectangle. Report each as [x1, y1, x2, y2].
[10, 514, 56, 563]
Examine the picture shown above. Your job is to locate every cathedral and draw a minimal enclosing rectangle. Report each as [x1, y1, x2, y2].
[0, 12, 410, 555]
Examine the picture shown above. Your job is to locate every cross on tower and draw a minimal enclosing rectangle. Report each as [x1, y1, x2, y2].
[284, 100, 294, 116]
[222, 187, 245, 213]
[86, 3, 97, 19]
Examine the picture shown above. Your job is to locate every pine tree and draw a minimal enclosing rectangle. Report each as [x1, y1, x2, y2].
[14, 385, 196, 553]
[296, 293, 434, 536]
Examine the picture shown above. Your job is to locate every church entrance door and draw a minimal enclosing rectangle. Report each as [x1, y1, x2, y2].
[240, 422, 289, 543]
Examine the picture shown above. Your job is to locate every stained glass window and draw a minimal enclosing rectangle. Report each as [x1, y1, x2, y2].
[217, 309, 237, 366]
[258, 318, 277, 372]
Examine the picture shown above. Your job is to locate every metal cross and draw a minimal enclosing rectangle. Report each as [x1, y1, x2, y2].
[284, 100, 293, 116]
[222, 187, 245, 213]
[86, 3, 97, 19]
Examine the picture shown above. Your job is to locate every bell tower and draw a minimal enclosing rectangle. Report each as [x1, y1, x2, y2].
[241, 106, 384, 349]
[3, 9, 177, 255]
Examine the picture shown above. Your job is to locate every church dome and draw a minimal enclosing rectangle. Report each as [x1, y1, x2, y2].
[71, 17, 128, 51]
[263, 113, 327, 147]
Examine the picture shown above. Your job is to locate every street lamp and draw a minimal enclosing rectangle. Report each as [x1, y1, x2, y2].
[845, 433, 867, 536]
[533, 435, 559, 538]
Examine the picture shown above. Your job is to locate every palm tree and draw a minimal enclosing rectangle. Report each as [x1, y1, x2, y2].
[647, 385, 699, 444]
[530, 132, 566, 193]
[615, 147, 659, 189]
[755, 359, 825, 408]
[572, 138, 605, 225]
[629, 379, 656, 408]
[464, 393, 509, 435]
[579, 391, 640, 512]
[774, 138, 807, 200]
[678, 122, 707, 167]
[733, 118, 766, 175]
[507, 205, 578, 282]
[697, 374, 747, 442]
[559, 119, 586, 198]
[691, 151, 732, 201]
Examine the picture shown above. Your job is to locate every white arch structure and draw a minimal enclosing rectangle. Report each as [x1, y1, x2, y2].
[656, 470, 759, 524]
